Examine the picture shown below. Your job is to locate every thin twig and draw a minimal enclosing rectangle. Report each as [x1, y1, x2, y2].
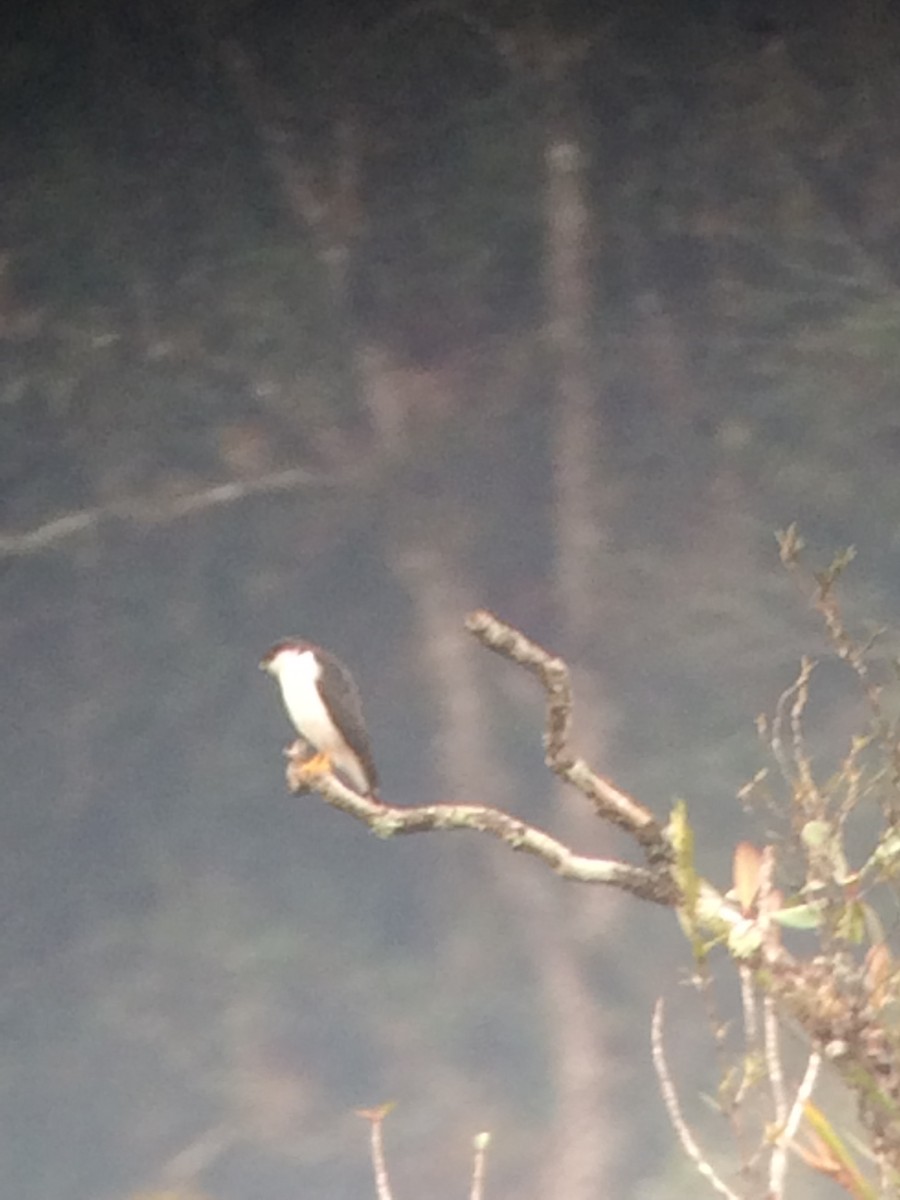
[651, 999, 742, 1200]
[788, 658, 822, 819]
[0, 465, 348, 558]
[759, 848, 787, 1133]
[768, 1050, 821, 1198]
[769, 659, 815, 797]
[356, 1108, 395, 1200]
[161, 1122, 236, 1186]
[689, 956, 754, 1180]
[739, 963, 759, 1051]
[470, 1132, 491, 1200]
[370, 1118, 393, 1200]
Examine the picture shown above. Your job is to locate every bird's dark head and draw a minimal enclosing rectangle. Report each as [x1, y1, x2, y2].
[259, 638, 315, 675]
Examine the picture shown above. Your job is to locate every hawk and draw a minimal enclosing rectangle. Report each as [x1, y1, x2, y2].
[260, 640, 379, 800]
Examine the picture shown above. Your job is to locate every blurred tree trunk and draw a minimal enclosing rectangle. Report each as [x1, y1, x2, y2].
[396, 539, 618, 1199]
[222, 42, 471, 459]
[541, 38, 626, 1200]
[221, 43, 362, 313]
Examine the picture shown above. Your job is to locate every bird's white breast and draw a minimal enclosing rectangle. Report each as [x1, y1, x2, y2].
[273, 649, 343, 754]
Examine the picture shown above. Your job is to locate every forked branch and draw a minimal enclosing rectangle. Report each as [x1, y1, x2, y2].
[271, 598, 900, 1176]
[279, 609, 678, 905]
[465, 609, 673, 868]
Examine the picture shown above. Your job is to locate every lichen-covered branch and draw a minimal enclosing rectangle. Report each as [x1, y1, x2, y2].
[271, 599, 900, 1173]
[278, 608, 680, 904]
[285, 759, 675, 904]
[464, 609, 674, 870]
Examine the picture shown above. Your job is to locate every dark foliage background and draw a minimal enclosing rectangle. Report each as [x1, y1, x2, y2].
[2, 0, 899, 1197]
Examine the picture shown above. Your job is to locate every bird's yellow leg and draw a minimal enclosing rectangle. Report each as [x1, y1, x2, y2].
[283, 741, 332, 775]
[299, 750, 333, 776]
[283, 745, 336, 795]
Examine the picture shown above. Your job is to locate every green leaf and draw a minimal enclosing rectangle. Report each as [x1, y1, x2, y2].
[771, 902, 826, 930]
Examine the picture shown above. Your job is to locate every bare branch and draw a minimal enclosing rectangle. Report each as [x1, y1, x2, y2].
[769, 658, 815, 797]
[759, 848, 787, 1136]
[464, 609, 674, 870]
[273, 608, 681, 904]
[263, 577, 900, 1175]
[652, 1000, 742, 1200]
[355, 1109, 394, 1200]
[739, 962, 758, 1054]
[371, 1120, 392, 1200]
[161, 1122, 236, 1188]
[284, 761, 675, 904]
[470, 1132, 491, 1200]
[0, 465, 348, 558]
[769, 1051, 821, 1199]
[0, 509, 102, 556]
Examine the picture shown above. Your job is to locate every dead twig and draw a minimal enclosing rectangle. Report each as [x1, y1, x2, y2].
[0, 465, 348, 558]
[464, 609, 674, 870]
[651, 999, 742, 1200]
[470, 1132, 491, 1200]
[285, 759, 675, 904]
